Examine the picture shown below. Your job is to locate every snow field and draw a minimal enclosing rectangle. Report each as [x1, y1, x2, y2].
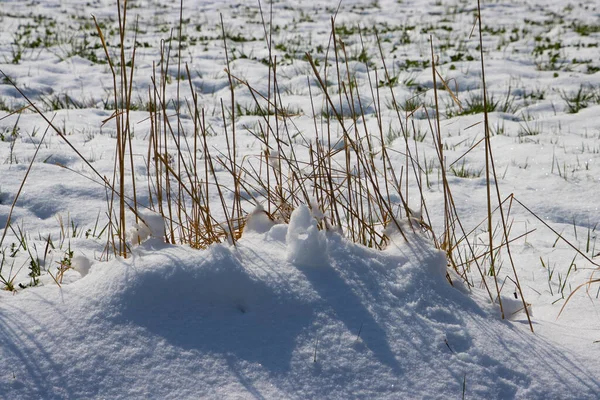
[2, 207, 598, 398]
[0, 0, 600, 398]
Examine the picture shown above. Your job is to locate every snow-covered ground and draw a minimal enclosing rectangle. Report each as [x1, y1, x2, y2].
[1, 0, 600, 398]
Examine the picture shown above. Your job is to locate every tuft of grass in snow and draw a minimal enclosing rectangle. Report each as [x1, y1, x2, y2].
[449, 161, 483, 179]
[560, 85, 598, 114]
[2, 0, 599, 324]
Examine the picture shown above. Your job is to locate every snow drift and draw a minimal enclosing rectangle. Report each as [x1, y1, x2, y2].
[1, 206, 598, 399]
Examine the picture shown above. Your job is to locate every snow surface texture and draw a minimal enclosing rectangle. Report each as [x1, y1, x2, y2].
[1, 0, 600, 398]
[1, 207, 598, 399]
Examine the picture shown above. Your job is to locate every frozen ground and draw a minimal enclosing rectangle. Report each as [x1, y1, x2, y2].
[1, 0, 600, 398]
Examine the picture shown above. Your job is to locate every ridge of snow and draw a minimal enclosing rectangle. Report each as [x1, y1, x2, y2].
[1, 213, 598, 399]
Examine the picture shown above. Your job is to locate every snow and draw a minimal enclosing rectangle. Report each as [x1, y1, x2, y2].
[2, 219, 598, 399]
[286, 205, 328, 267]
[1, 0, 600, 398]
[128, 209, 167, 244]
[243, 204, 274, 234]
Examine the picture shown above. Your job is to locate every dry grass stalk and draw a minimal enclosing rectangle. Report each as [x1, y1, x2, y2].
[4, 0, 593, 330]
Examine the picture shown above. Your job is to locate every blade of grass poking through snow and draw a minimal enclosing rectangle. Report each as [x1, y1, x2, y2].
[305, 52, 408, 242]
[93, 0, 140, 257]
[0, 120, 52, 249]
[220, 14, 242, 227]
[257, 0, 275, 216]
[206, 107, 237, 246]
[185, 64, 212, 246]
[331, 20, 355, 241]
[307, 76, 342, 229]
[2, 63, 145, 260]
[152, 34, 205, 245]
[0, 71, 133, 256]
[151, 44, 176, 244]
[467, 2, 504, 321]
[475, 0, 532, 330]
[513, 197, 600, 270]
[428, 40, 464, 286]
[0, 71, 107, 185]
[559, 277, 600, 318]
[429, 38, 451, 249]
[175, 0, 184, 239]
[373, 30, 417, 227]
[0, 104, 32, 122]
[94, 10, 124, 257]
[116, 0, 128, 256]
[233, 23, 400, 248]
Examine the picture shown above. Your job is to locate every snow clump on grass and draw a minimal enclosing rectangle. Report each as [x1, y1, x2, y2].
[286, 204, 329, 267]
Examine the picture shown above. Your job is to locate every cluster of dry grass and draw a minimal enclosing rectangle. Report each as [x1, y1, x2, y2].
[3, 0, 598, 327]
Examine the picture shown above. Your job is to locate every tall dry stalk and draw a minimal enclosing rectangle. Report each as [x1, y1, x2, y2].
[93, 0, 140, 258]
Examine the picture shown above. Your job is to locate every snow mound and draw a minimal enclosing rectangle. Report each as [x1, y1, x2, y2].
[0, 213, 598, 399]
[127, 209, 166, 244]
[242, 204, 274, 234]
[286, 204, 328, 267]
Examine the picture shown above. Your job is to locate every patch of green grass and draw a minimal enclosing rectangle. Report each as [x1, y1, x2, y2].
[571, 22, 600, 36]
[449, 51, 474, 62]
[401, 96, 421, 113]
[560, 85, 598, 114]
[378, 75, 399, 88]
[225, 31, 254, 43]
[0, 250, 18, 292]
[523, 88, 546, 101]
[235, 102, 301, 118]
[586, 64, 600, 74]
[404, 58, 430, 70]
[518, 120, 542, 138]
[0, 97, 13, 112]
[385, 95, 424, 116]
[449, 161, 483, 179]
[41, 93, 85, 110]
[533, 39, 566, 71]
[450, 90, 517, 117]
